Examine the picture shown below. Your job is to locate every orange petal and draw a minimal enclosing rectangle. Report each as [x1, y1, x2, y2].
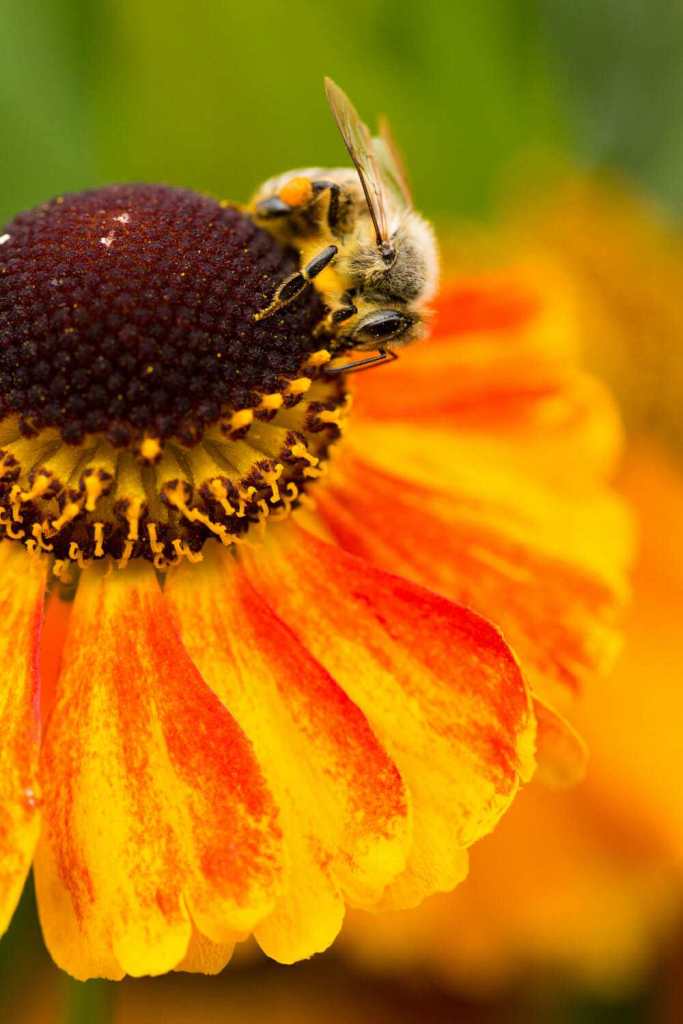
[34, 563, 281, 980]
[0, 545, 47, 936]
[173, 927, 234, 975]
[241, 523, 535, 910]
[165, 548, 410, 963]
[533, 697, 589, 789]
[351, 270, 577, 425]
[39, 591, 72, 727]
[355, 363, 624, 494]
[317, 437, 630, 708]
[430, 275, 543, 337]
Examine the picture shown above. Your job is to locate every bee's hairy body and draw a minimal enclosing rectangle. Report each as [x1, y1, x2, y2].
[250, 166, 438, 356]
[247, 81, 438, 374]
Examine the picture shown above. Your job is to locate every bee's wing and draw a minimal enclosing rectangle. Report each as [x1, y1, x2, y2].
[374, 114, 413, 210]
[324, 77, 391, 246]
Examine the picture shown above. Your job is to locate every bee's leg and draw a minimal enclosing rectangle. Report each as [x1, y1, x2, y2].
[311, 181, 342, 231]
[312, 293, 357, 338]
[254, 195, 293, 219]
[254, 244, 338, 322]
[331, 292, 358, 323]
[325, 348, 398, 376]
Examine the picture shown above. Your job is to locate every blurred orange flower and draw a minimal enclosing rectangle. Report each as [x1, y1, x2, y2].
[343, 178, 683, 995]
[0, 186, 628, 981]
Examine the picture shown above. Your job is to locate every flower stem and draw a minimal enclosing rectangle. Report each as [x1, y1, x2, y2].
[63, 978, 115, 1024]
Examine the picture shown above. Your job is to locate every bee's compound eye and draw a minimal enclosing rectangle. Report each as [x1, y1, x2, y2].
[352, 310, 413, 344]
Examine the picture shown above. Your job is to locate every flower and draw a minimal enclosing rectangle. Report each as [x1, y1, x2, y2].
[513, 175, 683, 454]
[342, 445, 682, 997]
[0, 184, 628, 980]
[342, 178, 683, 995]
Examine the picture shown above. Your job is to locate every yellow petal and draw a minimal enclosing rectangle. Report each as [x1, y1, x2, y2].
[35, 563, 281, 979]
[241, 522, 535, 911]
[0, 545, 47, 935]
[166, 548, 411, 962]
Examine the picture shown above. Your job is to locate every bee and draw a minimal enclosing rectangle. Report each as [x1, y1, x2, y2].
[248, 77, 439, 374]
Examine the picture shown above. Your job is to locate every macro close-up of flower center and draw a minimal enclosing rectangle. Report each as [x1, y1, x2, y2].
[0, 184, 346, 572]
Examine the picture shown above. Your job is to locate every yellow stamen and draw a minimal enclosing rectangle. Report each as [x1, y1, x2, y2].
[117, 540, 135, 571]
[146, 522, 165, 555]
[305, 348, 332, 368]
[262, 463, 283, 503]
[290, 442, 319, 466]
[207, 478, 236, 515]
[227, 408, 254, 434]
[139, 436, 162, 463]
[31, 523, 54, 552]
[51, 500, 83, 532]
[258, 392, 284, 412]
[286, 377, 312, 396]
[93, 522, 106, 558]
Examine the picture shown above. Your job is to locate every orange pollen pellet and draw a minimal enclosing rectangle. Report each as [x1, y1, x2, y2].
[279, 176, 314, 208]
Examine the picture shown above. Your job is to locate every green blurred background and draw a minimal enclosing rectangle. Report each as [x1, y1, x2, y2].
[1, 0, 682, 228]
[1, 1, 682, 1021]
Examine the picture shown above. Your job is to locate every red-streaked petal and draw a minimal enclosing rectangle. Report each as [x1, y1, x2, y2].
[34, 564, 281, 980]
[39, 591, 72, 728]
[0, 545, 47, 936]
[241, 523, 535, 909]
[165, 548, 410, 962]
[351, 270, 577, 424]
[316, 442, 630, 707]
[429, 275, 543, 337]
[354, 366, 624, 493]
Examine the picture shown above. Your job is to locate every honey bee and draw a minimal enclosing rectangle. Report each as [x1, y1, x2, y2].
[249, 77, 439, 373]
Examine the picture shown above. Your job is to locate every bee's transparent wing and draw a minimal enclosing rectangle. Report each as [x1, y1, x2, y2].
[324, 77, 391, 246]
[374, 114, 413, 210]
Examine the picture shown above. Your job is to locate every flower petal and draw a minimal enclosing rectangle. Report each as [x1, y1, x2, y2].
[241, 523, 535, 909]
[316, 439, 630, 707]
[34, 564, 281, 980]
[533, 697, 589, 789]
[344, 773, 675, 993]
[165, 548, 411, 962]
[173, 927, 234, 975]
[351, 270, 577, 426]
[0, 545, 47, 936]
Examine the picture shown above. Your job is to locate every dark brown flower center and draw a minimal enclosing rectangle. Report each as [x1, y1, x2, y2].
[0, 184, 330, 446]
[0, 185, 346, 574]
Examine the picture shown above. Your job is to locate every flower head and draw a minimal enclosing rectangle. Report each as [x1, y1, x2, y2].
[0, 185, 346, 569]
[0, 185, 628, 979]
